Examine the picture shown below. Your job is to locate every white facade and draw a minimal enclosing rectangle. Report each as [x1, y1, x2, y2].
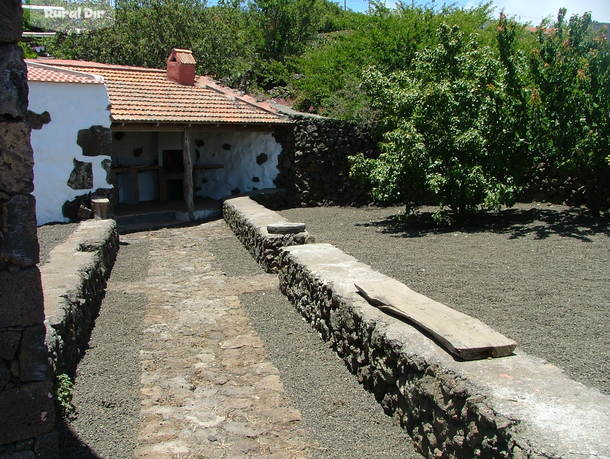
[112, 127, 282, 203]
[29, 80, 112, 225]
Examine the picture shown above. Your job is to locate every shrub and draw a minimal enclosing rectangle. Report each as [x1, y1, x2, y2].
[351, 24, 522, 221]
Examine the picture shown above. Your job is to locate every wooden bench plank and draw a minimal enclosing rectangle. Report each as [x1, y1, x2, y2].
[355, 279, 517, 360]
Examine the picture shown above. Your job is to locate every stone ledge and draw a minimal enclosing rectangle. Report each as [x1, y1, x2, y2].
[278, 243, 610, 458]
[40, 219, 119, 375]
[223, 196, 314, 273]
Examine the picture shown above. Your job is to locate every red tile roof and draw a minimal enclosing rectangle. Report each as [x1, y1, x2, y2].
[27, 62, 103, 84]
[26, 58, 291, 126]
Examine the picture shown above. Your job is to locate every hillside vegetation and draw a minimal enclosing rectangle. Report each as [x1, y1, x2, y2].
[37, 1, 609, 215]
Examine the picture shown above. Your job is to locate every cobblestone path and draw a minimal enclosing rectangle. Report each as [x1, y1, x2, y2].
[123, 221, 313, 457]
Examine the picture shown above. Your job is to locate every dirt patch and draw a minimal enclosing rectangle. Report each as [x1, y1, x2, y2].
[280, 203, 610, 394]
[37, 222, 79, 265]
[58, 237, 149, 458]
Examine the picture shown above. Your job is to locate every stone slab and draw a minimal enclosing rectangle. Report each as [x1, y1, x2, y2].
[0, 381, 55, 445]
[267, 222, 306, 234]
[0, 122, 34, 194]
[279, 243, 610, 457]
[0, 268, 44, 328]
[0, 45, 28, 119]
[355, 279, 516, 360]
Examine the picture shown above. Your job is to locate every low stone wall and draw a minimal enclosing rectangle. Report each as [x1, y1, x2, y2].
[274, 117, 378, 206]
[223, 196, 313, 273]
[277, 243, 610, 457]
[41, 219, 119, 376]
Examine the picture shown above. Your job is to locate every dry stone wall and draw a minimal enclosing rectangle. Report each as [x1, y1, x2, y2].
[277, 244, 610, 458]
[223, 196, 314, 273]
[0, 2, 56, 455]
[41, 220, 119, 376]
[223, 197, 610, 458]
[274, 117, 378, 207]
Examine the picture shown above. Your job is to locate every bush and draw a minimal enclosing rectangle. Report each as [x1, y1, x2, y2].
[351, 24, 522, 222]
[524, 10, 610, 213]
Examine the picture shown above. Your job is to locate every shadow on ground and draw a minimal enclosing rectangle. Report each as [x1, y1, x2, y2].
[56, 418, 101, 459]
[357, 206, 609, 242]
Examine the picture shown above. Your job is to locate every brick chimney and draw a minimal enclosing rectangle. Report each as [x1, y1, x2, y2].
[166, 48, 196, 86]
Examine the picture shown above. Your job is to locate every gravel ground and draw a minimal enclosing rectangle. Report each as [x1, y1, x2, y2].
[58, 237, 150, 458]
[280, 203, 610, 394]
[37, 222, 79, 264]
[210, 232, 421, 458]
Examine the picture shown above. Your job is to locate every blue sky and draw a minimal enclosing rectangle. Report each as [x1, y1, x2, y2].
[337, 0, 610, 23]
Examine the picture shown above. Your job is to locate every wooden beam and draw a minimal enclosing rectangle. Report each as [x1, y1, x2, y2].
[182, 128, 195, 221]
[354, 279, 517, 360]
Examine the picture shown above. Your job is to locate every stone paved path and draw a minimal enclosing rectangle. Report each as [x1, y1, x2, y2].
[121, 221, 314, 457]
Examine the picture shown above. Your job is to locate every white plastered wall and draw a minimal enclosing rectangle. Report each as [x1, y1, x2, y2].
[190, 128, 281, 200]
[29, 81, 112, 225]
[111, 127, 282, 203]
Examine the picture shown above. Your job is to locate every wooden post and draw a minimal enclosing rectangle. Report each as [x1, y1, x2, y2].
[183, 128, 195, 221]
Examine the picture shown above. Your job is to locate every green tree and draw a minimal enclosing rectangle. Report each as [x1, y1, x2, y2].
[351, 24, 521, 221]
[525, 10, 610, 212]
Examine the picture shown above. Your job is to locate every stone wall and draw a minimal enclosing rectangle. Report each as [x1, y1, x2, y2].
[274, 117, 378, 207]
[0, 2, 56, 455]
[223, 196, 313, 273]
[223, 197, 610, 457]
[41, 220, 119, 376]
[277, 244, 610, 458]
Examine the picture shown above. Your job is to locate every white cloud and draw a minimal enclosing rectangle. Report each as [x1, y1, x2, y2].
[487, 0, 610, 24]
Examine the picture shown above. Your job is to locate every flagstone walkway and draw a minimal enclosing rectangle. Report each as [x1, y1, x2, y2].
[129, 222, 312, 457]
[59, 219, 419, 458]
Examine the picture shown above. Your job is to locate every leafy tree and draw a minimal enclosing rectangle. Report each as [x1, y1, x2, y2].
[350, 24, 521, 221]
[525, 10, 610, 212]
[291, 3, 495, 119]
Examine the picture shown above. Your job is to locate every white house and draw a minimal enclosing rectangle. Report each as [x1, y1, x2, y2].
[27, 62, 112, 225]
[27, 49, 292, 225]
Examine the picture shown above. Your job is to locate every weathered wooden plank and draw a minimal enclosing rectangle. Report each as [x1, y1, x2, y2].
[182, 129, 195, 221]
[355, 279, 517, 360]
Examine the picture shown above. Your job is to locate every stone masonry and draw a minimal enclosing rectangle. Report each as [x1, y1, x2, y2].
[274, 117, 378, 207]
[223, 196, 314, 273]
[42, 220, 119, 376]
[0, 1, 56, 456]
[277, 243, 610, 458]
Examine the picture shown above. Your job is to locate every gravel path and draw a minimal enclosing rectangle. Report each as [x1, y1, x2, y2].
[280, 203, 610, 394]
[58, 237, 150, 458]
[37, 222, 79, 265]
[209, 229, 421, 458]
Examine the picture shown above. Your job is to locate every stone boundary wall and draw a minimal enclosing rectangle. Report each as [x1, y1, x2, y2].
[222, 196, 314, 273]
[0, 2, 57, 454]
[41, 219, 119, 376]
[222, 198, 609, 457]
[274, 118, 378, 207]
[277, 244, 610, 458]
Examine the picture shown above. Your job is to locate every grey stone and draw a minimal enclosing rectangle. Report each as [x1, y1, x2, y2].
[0, 44, 28, 119]
[0, 381, 55, 445]
[256, 153, 268, 165]
[26, 111, 51, 130]
[67, 159, 93, 190]
[77, 125, 111, 156]
[0, 121, 34, 194]
[19, 325, 49, 382]
[0, 329, 22, 360]
[101, 159, 114, 185]
[0, 268, 44, 328]
[1, 194, 39, 267]
[0, 358, 11, 391]
[267, 222, 306, 234]
[0, 0, 22, 44]
[34, 431, 58, 457]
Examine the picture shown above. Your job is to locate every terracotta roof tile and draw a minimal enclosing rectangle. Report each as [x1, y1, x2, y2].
[26, 58, 291, 125]
[26, 62, 103, 84]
